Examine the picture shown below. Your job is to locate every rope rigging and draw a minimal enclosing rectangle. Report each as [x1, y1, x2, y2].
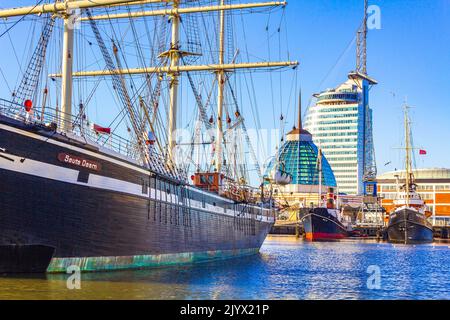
[0, 0, 45, 40]
[180, 54, 213, 132]
[10, 14, 55, 111]
[225, 72, 262, 180]
[0, 1, 296, 191]
[85, 9, 148, 162]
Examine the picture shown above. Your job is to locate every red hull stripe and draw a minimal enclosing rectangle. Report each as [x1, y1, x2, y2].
[305, 232, 346, 241]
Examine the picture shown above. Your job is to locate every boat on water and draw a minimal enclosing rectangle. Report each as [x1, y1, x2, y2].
[299, 125, 350, 242]
[0, 0, 298, 273]
[301, 187, 350, 241]
[263, 88, 348, 241]
[387, 192, 433, 244]
[386, 104, 433, 244]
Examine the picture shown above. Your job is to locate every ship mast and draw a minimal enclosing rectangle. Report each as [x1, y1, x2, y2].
[59, 1, 297, 168]
[0, 1, 298, 169]
[60, 0, 75, 131]
[0, 0, 162, 131]
[215, 0, 226, 173]
[404, 102, 412, 207]
[167, 0, 181, 164]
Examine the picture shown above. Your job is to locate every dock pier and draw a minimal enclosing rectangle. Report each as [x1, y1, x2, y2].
[270, 221, 450, 240]
[270, 221, 303, 237]
[433, 226, 450, 239]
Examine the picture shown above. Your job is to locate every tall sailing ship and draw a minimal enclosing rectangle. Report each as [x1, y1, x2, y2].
[386, 103, 433, 244]
[0, 0, 297, 273]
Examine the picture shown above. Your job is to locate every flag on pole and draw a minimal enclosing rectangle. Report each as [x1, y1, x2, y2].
[419, 149, 427, 155]
[93, 124, 111, 135]
[146, 131, 156, 146]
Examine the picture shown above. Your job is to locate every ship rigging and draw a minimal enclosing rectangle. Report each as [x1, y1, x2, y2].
[0, 0, 297, 273]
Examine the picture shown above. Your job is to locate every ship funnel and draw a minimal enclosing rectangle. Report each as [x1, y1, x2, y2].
[326, 187, 335, 209]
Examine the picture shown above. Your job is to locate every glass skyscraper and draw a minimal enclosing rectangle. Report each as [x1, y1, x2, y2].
[303, 73, 376, 195]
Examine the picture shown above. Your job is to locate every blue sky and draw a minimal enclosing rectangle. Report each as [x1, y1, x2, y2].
[0, 0, 449, 178]
[276, 0, 450, 174]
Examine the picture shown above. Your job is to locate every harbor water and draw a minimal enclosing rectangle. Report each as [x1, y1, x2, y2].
[1, 236, 449, 300]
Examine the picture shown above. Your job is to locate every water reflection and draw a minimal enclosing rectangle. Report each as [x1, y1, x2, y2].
[1, 237, 449, 300]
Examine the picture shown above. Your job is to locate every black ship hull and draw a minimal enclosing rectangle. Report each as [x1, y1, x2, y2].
[300, 208, 348, 241]
[0, 116, 274, 273]
[0, 245, 55, 273]
[387, 208, 433, 244]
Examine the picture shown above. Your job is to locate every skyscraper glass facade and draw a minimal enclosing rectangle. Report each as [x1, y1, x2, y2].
[304, 77, 373, 194]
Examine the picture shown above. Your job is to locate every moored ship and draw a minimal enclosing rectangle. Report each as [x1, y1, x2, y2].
[0, 0, 298, 273]
[299, 132, 350, 241]
[386, 103, 433, 244]
[387, 206, 433, 244]
[263, 89, 346, 241]
[0, 112, 275, 272]
[301, 187, 349, 241]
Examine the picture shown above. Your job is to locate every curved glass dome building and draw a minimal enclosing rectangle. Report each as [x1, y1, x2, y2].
[265, 127, 337, 188]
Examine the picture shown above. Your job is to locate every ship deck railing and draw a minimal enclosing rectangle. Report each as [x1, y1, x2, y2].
[0, 98, 140, 157]
[0, 99, 185, 181]
[0, 99, 275, 219]
[220, 182, 277, 216]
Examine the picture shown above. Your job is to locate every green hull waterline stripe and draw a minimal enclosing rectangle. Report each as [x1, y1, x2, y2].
[47, 248, 260, 273]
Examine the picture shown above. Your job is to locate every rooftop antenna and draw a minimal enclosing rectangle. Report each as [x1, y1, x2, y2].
[298, 88, 302, 131]
[353, 0, 378, 196]
[356, 0, 368, 75]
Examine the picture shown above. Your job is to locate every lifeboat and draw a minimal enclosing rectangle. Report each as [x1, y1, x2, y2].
[274, 170, 292, 185]
[271, 167, 292, 185]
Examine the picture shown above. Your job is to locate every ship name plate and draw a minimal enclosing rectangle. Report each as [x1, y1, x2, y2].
[58, 153, 101, 171]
